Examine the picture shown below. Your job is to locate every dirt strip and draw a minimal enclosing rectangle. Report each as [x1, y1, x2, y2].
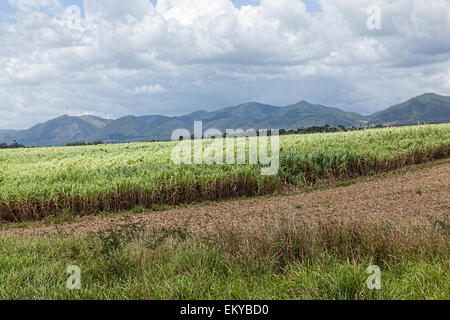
[2, 161, 449, 237]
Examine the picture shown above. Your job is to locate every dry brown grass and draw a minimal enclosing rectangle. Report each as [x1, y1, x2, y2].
[207, 212, 449, 269]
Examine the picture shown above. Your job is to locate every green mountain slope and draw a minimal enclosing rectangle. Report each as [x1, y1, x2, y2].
[0, 115, 112, 146]
[371, 93, 450, 125]
[2, 93, 449, 146]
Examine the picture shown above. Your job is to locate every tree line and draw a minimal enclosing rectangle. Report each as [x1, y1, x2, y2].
[0, 141, 26, 149]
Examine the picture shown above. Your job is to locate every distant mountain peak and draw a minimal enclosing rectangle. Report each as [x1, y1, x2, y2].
[371, 92, 450, 125]
[237, 101, 273, 108]
[418, 92, 439, 97]
[1, 93, 449, 146]
[54, 114, 71, 119]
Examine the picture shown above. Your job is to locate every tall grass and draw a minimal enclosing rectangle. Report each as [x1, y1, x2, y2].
[0, 124, 449, 221]
[0, 211, 448, 299]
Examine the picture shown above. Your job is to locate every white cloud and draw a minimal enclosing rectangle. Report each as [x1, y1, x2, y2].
[127, 84, 167, 95]
[0, 0, 449, 129]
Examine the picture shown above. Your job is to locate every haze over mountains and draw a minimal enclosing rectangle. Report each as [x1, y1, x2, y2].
[1, 93, 449, 147]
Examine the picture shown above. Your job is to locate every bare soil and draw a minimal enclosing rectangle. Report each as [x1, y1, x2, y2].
[2, 160, 449, 238]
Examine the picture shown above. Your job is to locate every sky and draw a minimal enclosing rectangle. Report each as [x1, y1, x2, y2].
[0, 0, 449, 129]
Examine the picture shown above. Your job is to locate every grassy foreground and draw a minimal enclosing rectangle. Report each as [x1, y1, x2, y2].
[0, 124, 449, 222]
[0, 211, 448, 300]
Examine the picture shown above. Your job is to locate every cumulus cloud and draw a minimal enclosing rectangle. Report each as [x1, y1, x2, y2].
[127, 84, 167, 95]
[0, 0, 449, 129]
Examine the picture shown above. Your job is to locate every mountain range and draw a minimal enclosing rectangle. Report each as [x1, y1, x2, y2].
[1, 93, 449, 147]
